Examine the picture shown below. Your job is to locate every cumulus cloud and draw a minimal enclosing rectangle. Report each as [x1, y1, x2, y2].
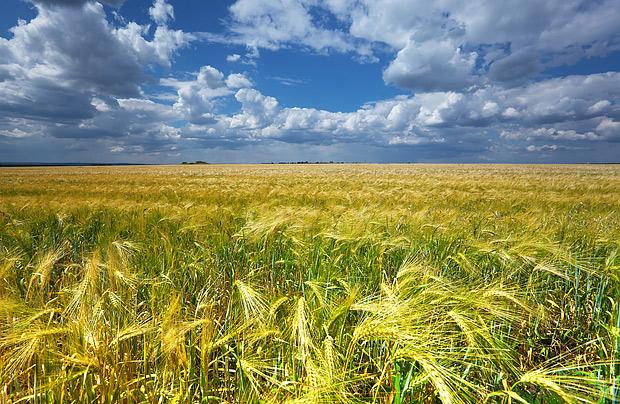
[1, 0, 619, 163]
[220, 0, 620, 91]
[526, 144, 561, 152]
[8, 3, 145, 98]
[0, 0, 196, 161]
[49, 98, 176, 139]
[224, 0, 361, 56]
[163, 66, 252, 124]
[230, 88, 280, 130]
[168, 76, 223, 125]
[197, 66, 225, 89]
[0, 3, 140, 129]
[226, 53, 241, 62]
[185, 72, 620, 154]
[503, 128, 602, 142]
[149, 0, 174, 25]
[596, 118, 620, 138]
[226, 73, 253, 89]
[114, 11, 193, 69]
[0, 0, 193, 126]
[488, 47, 542, 86]
[383, 40, 477, 92]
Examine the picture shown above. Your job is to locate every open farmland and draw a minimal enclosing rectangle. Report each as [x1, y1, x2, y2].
[0, 164, 619, 402]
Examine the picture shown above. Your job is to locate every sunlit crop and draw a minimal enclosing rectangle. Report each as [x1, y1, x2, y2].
[1, 164, 619, 402]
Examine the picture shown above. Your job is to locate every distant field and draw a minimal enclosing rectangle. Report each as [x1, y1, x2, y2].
[1, 164, 619, 402]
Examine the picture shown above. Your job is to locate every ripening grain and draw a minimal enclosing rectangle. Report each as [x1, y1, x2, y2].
[0, 164, 619, 402]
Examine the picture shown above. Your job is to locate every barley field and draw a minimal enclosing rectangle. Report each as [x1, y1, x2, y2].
[0, 164, 619, 403]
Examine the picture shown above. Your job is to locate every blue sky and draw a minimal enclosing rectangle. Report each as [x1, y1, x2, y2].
[0, 0, 619, 163]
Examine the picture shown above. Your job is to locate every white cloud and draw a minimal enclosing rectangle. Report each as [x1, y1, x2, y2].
[588, 100, 611, 115]
[222, 0, 620, 91]
[0, 128, 32, 138]
[272, 76, 306, 86]
[481, 102, 500, 118]
[229, 88, 280, 129]
[226, 73, 253, 89]
[0, 2, 147, 125]
[149, 0, 174, 26]
[226, 53, 241, 62]
[164, 67, 253, 125]
[182, 72, 620, 153]
[502, 107, 520, 119]
[168, 66, 228, 125]
[596, 118, 620, 138]
[0, 0, 193, 125]
[1, 0, 619, 163]
[197, 66, 225, 89]
[150, 26, 193, 67]
[531, 128, 601, 141]
[526, 144, 559, 152]
[114, 21, 193, 69]
[0, 0, 191, 151]
[7, 2, 145, 98]
[383, 40, 477, 92]
[225, 0, 360, 55]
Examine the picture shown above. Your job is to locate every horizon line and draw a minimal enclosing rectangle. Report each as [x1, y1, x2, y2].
[1, 161, 620, 167]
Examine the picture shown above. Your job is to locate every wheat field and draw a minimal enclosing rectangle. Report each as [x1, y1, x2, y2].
[0, 164, 619, 403]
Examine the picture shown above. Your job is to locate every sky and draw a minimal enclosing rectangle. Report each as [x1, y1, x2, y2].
[0, 0, 619, 163]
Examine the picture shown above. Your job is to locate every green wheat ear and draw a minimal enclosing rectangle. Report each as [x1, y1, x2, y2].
[0, 164, 619, 402]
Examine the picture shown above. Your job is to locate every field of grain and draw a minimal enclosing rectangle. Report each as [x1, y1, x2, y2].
[0, 164, 619, 403]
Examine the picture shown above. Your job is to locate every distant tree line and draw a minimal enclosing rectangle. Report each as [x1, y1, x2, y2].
[266, 161, 365, 164]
